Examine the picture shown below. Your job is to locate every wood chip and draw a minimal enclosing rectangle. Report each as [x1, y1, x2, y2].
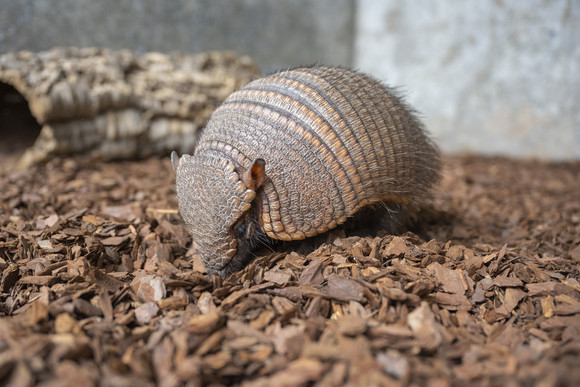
[496, 288, 527, 316]
[100, 235, 129, 246]
[299, 259, 324, 285]
[131, 274, 166, 303]
[187, 309, 223, 334]
[18, 275, 57, 287]
[493, 276, 524, 288]
[385, 236, 409, 257]
[263, 267, 293, 285]
[428, 262, 465, 295]
[433, 292, 472, 310]
[325, 274, 364, 302]
[135, 302, 159, 324]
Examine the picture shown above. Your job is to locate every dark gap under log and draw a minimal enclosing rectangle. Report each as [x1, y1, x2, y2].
[0, 82, 41, 172]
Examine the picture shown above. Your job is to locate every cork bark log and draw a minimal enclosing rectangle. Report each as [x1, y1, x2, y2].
[0, 47, 259, 168]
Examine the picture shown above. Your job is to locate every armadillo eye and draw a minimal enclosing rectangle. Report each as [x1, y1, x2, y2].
[235, 223, 247, 237]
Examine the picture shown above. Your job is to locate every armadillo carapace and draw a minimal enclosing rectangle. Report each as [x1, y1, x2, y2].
[172, 66, 440, 277]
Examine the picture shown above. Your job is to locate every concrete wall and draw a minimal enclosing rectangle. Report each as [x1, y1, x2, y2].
[1, 0, 578, 159]
[355, 0, 580, 160]
[0, 0, 355, 74]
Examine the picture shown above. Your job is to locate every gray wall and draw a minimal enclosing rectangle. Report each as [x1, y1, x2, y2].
[1, 0, 579, 159]
[0, 0, 354, 74]
[355, 0, 580, 160]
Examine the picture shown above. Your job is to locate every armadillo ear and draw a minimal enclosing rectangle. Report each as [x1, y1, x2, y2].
[171, 151, 180, 171]
[243, 158, 266, 191]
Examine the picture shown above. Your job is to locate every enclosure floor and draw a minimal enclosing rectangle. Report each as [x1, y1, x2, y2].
[0, 155, 579, 386]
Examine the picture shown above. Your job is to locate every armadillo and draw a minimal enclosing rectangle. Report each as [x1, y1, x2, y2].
[172, 66, 440, 277]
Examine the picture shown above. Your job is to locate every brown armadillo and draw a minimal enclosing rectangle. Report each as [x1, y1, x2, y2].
[172, 66, 440, 277]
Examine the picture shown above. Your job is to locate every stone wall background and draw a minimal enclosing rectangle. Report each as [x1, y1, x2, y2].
[1, 0, 578, 159]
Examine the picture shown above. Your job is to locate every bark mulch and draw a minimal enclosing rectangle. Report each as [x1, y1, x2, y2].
[0, 155, 579, 386]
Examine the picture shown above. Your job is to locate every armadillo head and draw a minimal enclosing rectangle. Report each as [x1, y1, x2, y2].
[172, 152, 265, 277]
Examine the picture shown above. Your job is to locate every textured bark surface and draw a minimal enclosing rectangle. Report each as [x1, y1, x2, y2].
[0, 47, 259, 168]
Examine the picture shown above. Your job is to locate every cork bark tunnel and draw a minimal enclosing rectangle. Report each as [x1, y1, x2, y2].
[0, 47, 260, 171]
